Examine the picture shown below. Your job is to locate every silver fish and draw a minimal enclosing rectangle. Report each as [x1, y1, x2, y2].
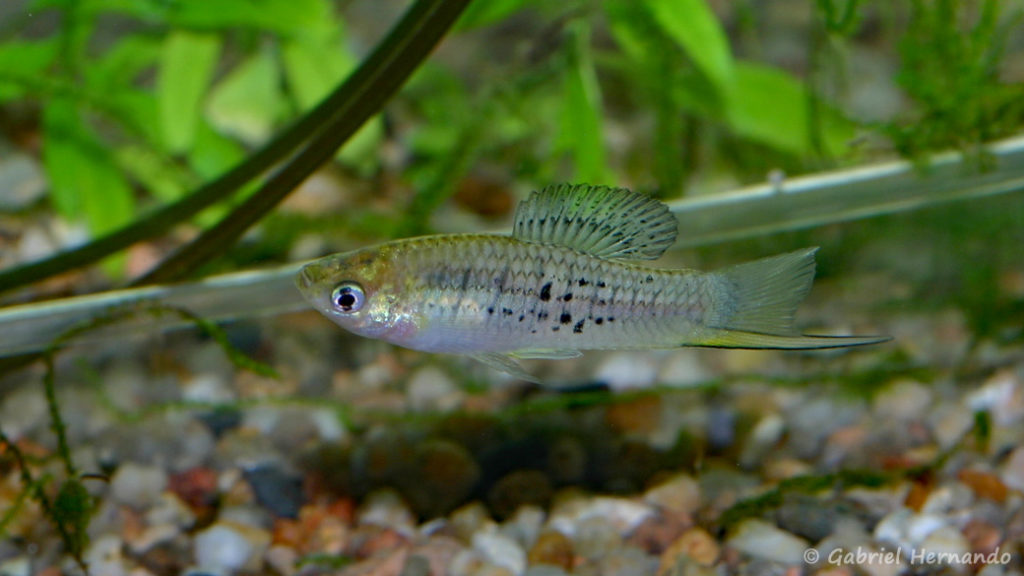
[296, 184, 887, 380]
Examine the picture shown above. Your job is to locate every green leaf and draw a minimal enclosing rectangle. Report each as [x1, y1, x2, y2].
[115, 145, 190, 202]
[80, 0, 335, 36]
[0, 39, 59, 101]
[560, 21, 608, 183]
[157, 31, 221, 154]
[725, 62, 855, 157]
[206, 50, 285, 145]
[281, 36, 383, 170]
[641, 0, 734, 92]
[85, 35, 160, 93]
[457, 0, 534, 29]
[42, 100, 135, 276]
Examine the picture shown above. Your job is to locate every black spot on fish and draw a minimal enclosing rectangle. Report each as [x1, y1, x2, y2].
[560, 312, 572, 325]
[486, 307, 494, 315]
[502, 308, 514, 316]
[597, 299, 607, 306]
[608, 316, 616, 322]
[573, 320, 585, 334]
[577, 278, 589, 287]
[518, 315, 525, 322]
[645, 275, 654, 283]
[596, 281, 607, 288]
[552, 326, 560, 332]
[538, 310, 549, 320]
[531, 329, 537, 334]
[562, 293, 573, 302]
[539, 282, 552, 301]
[595, 317, 604, 325]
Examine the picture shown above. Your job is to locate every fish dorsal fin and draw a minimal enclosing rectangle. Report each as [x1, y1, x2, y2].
[512, 184, 678, 261]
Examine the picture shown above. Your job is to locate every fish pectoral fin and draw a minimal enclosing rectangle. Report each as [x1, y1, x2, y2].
[510, 349, 583, 360]
[470, 353, 540, 383]
[512, 184, 678, 261]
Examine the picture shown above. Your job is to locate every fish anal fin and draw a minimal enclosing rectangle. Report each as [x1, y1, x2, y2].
[512, 184, 678, 261]
[470, 352, 540, 383]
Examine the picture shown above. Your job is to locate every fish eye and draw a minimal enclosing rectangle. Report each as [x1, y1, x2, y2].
[331, 282, 365, 313]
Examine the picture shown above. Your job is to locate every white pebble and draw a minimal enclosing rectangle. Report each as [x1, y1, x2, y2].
[182, 372, 237, 403]
[407, 366, 462, 411]
[726, 519, 809, 565]
[644, 473, 701, 516]
[110, 463, 168, 509]
[194, 522, 269, 574]
[1000, 446, 1024, 491]
[84, 535, 127, 576]
[658, 350, 712, 388]
[358, 489, 416, 535]
[472, 528, 527, 575]
[595, 353, 659, 390]
[548, 495, 654, 536]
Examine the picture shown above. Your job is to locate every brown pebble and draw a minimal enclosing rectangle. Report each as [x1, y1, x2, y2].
[627, 511, 692, 554]
[528, 529, 575, 570]
[356, 526, 407, 558]
[605, 395, 662, 435]
[903, 480, 932, 512]
[963, 519, 1003, 557]
[167, 467, 218, 510]
[957, 469, 1008, 503]
[658, 527, 720, 574]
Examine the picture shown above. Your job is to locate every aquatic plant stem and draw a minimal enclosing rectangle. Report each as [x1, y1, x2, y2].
[0, 0, 471, 295]
[135, 0, 473, 284]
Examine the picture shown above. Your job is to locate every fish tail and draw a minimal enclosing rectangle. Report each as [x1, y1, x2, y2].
[701, 248, 889, 349]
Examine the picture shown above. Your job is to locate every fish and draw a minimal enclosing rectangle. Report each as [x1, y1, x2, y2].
[296, 184, 888, 381]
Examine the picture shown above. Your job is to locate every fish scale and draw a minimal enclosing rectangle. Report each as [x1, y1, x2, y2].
[296, 184, 888, 381]
[380, 235, 714, 354]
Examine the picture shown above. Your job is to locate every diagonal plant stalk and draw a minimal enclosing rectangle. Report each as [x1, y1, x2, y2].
[136, 0, 474, 284]
[0, 0, 473, 295]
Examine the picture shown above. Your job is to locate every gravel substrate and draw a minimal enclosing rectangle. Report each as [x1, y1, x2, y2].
[2, 244, 1024, 576]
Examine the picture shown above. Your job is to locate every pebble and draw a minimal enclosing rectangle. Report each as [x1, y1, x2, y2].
[110, 463, 168, 509]
[450, 501, 497, 543]
[872, 379, 933, 421]
[527, 530, 575, 570]
[966, 369, 1024, 426]
[472, 528, 527, 575]
[739, 413, 786, 467]
[999, 446, 1024, 491]
[182, 372, 237, 404]
[548, 496, 654, 537]
[658, 527, 720, 570]
[193, 521, 270, 574]
[359, 489, 417, 535]
[658, 351, 712, 388]
[243, 464, 305, 519]
[644, 473, 701, 517]
[84, 535, 127, 576]
[725, 519, 809, 565]
[523, 566, 569, 576]
[776, 494, 844, 542]
[919, 525, 970, 565]
[501, 505, 545, 548]
[595, 353, 660, 390]
[407, 366, 463, 411]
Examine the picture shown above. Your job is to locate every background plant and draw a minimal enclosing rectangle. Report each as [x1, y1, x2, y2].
[0, 0, 1020, 291]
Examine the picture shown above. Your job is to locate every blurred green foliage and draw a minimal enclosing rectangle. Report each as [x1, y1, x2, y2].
[0, 0, 1021, 278]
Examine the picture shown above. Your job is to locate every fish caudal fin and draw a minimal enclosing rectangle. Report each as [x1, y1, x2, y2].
[703, 248, 890, 349]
